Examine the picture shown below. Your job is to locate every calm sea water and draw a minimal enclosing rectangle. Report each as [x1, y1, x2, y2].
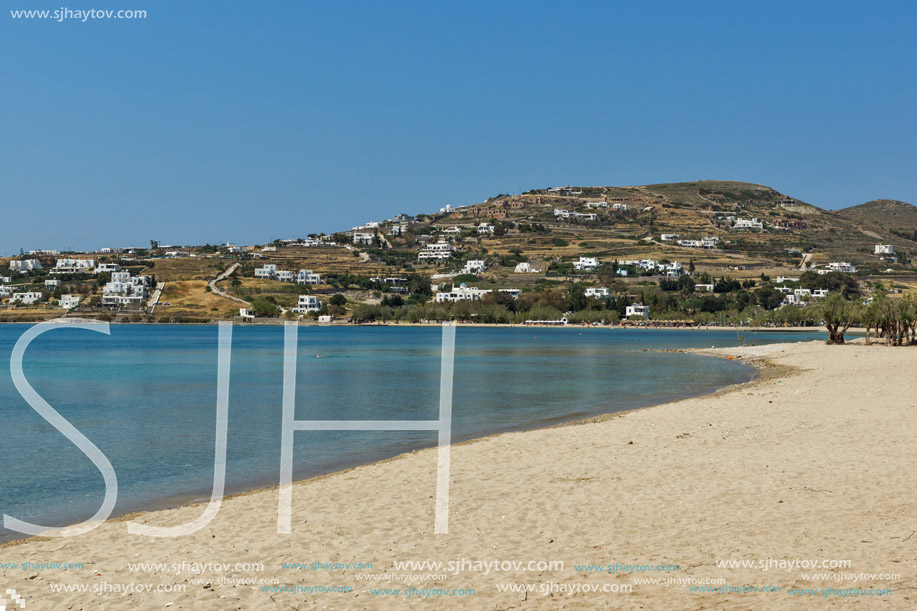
[0, 324, 826, 540]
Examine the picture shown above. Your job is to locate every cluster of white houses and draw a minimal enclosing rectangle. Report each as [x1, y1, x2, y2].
[101, 271, 151, 307]
[254, 265, 322, 285]
[619, 259, 684, 277]
[9, 257, 131, 276]
[780, 287, 830, 306]
[433, 284, 522, 303]
[569, 256, 684, 277]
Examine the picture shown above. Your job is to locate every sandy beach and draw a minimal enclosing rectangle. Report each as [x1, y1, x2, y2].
[2, 339, 914, 610]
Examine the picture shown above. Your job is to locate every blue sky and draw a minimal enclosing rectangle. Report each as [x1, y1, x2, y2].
[2, 0, 915, 253]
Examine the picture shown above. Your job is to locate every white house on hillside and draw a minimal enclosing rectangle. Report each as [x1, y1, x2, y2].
[11, 292, 43, 305]
[585, 287, 610, 298]
[102, 272, 150, 306]
[434, 285, 492, 303]
[733, 217, 763, 230]
[255, 264, 277, 278]
[59, 294, 81, 309]
[10, 259, 43, 272]
[292, 294, 322, 314]
[573, 257, 600, 271]
[461, 259, 487, 274]
[625, 303, 650, 318]
[875, 244, 895, 255]
[353, 232, 375, 245]
[418, 240, 454, 262]
[52, 258, 94, 273]
[297, 269, 321, 285]
[514, 261, 540, 273]
[824, 262, 857, 273]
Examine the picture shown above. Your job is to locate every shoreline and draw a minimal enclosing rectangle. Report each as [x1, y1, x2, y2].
[1, 348, 761, 548]
[3, 340, 912, 610]
[0, 316, 839, 333]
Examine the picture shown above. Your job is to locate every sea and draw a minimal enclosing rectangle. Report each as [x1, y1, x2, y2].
[0, 323, 827, 541]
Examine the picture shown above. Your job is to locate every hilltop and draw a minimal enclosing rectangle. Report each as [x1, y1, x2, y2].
[836, 199, 917, 241]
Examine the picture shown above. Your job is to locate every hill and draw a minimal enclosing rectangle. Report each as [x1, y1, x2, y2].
[836, 199, 917, 242]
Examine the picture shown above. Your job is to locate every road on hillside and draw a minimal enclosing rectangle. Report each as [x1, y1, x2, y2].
[209, 262, 251, 306]
[146, 282, 165, 314]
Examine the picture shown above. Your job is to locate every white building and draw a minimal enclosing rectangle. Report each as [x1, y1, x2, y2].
[441, 226, 463, 236]
[660, 261, 684, 277]
[733, 217, 764, 230]
[585, 201, 608, 209]
[96, 263, 121, 274]
[292, 294, 322, 314]
[824, 262, 857, 273]
[585, 287, 610, 298]
[418, 240, 454, 262]
[45, 279, 60, 289]
[353, 232, 375, 245]
[10, 259, 43, 273]
[440, 204, 455, 214]
[239, 308, 255, 320]
[514, 262, 539, 273]
[461, 259, 487, 274]
[660, 233, 680, 242]
[695, 283, 714, 292]
[625, 303, 650, 318]
[498, 288, 522, 299]
[59, 294, 81, 309]
[52, 258, 95, 273]
[553, 208, 570, 219]
[611, 203, 628, 212]
[11, 292, 43, 305]
[388, 224, 407, 236]
[875, 244, 895, 255]
[476, 223, 494, 235]
[776, 276, 798, 284]
[101, 272, 150, 306]
[0, 276, 10, 283]
[678, 237, 719, 249]
[275, 270, 295, 282]
[573, 257, 600, 271]
[255, 264, 278, 279]
[434, 284, 491, 303]
[297, 269, 322, 285]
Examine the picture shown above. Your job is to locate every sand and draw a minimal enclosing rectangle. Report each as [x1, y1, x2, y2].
[1, 340, 914, 609]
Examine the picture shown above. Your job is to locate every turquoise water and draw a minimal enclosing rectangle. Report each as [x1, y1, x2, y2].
[0, 324, 825, 540]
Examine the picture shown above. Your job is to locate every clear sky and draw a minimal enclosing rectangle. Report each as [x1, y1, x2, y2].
[2, 0, 915, 253]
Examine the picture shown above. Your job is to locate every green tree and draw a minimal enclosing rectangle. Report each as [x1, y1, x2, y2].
[819, 295, 861, 344]
[250, 297, 279, 317]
